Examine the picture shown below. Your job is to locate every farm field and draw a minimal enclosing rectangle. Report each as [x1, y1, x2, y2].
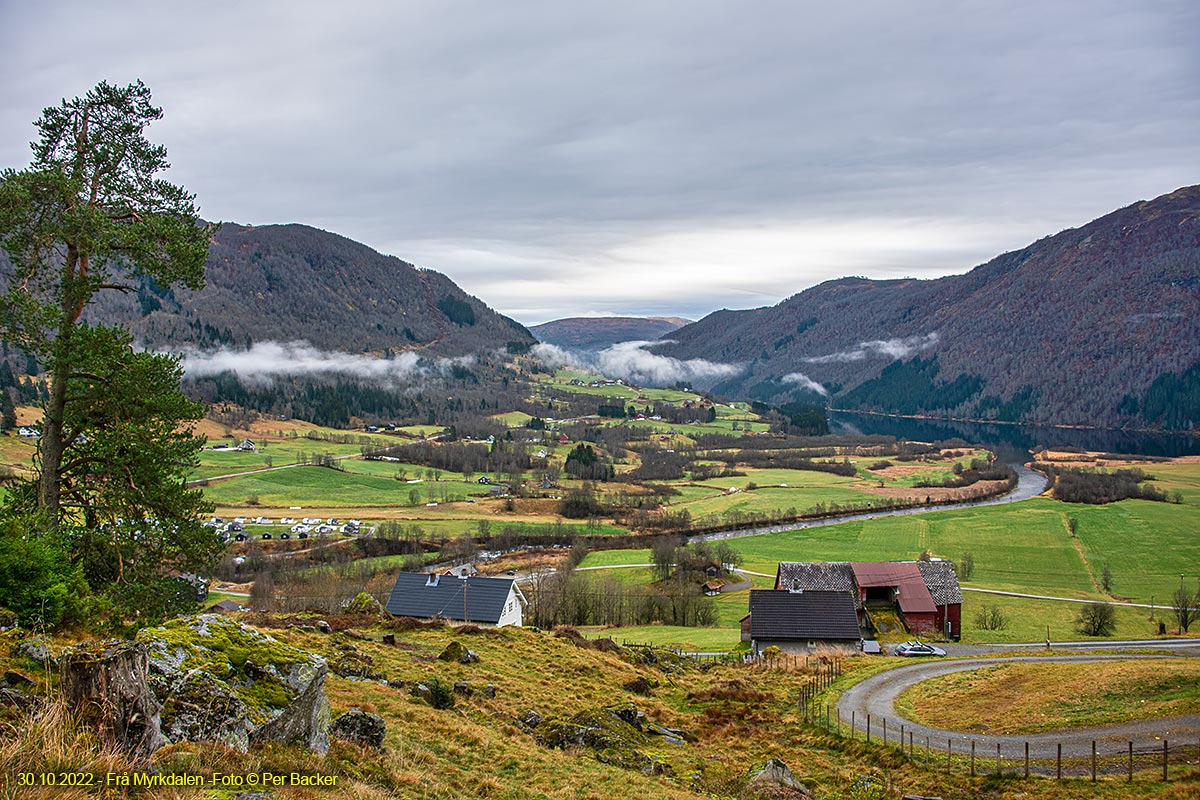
[721, 497, 1199, 603]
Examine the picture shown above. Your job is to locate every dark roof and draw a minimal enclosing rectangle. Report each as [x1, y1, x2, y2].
[207, 599, 243, 612]
[748, 590, 861, 641]
[852, 562, 936, 614]
[775, 562, 856, 594]
[916, 560, 963, 605]
[385, 573, 516, 624]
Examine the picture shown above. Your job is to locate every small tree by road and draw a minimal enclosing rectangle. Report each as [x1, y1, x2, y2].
[1171, 583, 1198, 634]
[1076, 602, 1116, 636]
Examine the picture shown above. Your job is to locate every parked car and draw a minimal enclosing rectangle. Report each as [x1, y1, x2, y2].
[280, 532, 290, 539]
[893, 640, 946, 657]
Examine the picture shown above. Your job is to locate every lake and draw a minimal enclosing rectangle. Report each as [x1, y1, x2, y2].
[828, 410, 1200, 461]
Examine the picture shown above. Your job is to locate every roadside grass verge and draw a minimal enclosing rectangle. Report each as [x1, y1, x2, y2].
[894, 659, 1200, 735]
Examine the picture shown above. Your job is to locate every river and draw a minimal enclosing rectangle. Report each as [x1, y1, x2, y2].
[692, 411, 1200, 544]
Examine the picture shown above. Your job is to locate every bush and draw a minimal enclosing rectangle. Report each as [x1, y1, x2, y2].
[0, 520, 89, 628]
[973, 604, 1008, 630]
[425, 677, 456, 710]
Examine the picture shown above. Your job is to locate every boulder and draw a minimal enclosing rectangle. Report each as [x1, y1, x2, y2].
[157, 670, 252, 752]
[536, 703, 670, 775]
[746, 759, 812, 799]
[16, 636, 57, 667]
[59, 640, 165, 762]
[250, 664, 330, 755]
[138, 614, 330, 754]
[316, 620, 333, 634]
[521, 710, 544, 729]
[437, 640, 479, 663]
[330, 708, 386, 749]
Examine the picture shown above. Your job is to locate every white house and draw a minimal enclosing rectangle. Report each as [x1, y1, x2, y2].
[385, 573, 526, 627]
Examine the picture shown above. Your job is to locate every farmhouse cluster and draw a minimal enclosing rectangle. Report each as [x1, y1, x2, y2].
[372, 557, 962, 658]
[741, 559, 962, 656]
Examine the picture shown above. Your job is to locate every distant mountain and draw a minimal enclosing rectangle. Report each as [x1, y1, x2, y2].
[531, 316, 692, 351]
[656, 186, 1200, 430]
[73, 222, 535, 356]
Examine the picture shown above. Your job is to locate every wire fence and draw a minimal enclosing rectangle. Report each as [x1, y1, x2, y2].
[800, 691, 1199, 783]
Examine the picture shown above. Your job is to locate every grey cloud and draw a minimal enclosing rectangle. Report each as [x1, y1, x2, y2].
[2, 2, 1195, 322]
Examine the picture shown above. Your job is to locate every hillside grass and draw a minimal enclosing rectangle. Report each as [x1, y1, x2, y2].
[4, 618, 1193, 799]
[895, 659, 1200, 735]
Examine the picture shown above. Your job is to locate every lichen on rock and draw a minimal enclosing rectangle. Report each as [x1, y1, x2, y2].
[137, 614, 330, 753]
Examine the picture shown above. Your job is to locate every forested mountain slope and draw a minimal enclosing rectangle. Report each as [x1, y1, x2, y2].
[655, 185, 1200, 430]
[69, 222, 535, 356]
[531, 316, 691, 351]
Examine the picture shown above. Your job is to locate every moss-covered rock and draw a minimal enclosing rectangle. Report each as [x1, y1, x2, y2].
[158, 670, 252, 751]
[137, 614, 330, 753]
[536, 702, 672, 776]
[343, 592, 384, 616]
[330, 707, 386, 749]
[437, 640, 479, 663]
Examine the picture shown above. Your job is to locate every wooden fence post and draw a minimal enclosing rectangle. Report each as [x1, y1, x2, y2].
[1057, 743, 1062, 780]
[925, 736, 929, 770]
[1163, 739, 1168, 781]
[971, 740, 976, 777]
[1092, 740, 1097, 782]
[1024, 742, 1029, 779]
[1128, 741, 1133, 782]
[997, 742, 1002, 776]
[866, 714, 871, 742]
[947, 738, 952, 773]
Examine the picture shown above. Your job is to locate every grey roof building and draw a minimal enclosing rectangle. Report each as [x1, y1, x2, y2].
[385, 573, 525, 627]
[774, 562, 857, 597]
[916, 560, 963, 605]
[746, 589, 861, 655]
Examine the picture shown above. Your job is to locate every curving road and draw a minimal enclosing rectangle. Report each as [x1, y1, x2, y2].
[836, 654, 1200, 759]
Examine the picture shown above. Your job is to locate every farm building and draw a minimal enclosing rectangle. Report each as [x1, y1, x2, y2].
[774, 560, 962, 640]
[744, 589, 862, 655]
[385, 572, 526, 627]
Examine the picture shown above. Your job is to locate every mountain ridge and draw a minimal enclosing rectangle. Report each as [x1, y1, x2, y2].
[72, 221, 535, 357]
[655, 185, 1200, 430]
[530, 316, 692, 351]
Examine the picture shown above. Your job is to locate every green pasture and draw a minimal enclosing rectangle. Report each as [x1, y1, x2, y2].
[960, 592, 1163, 644]
[202, 465, 423, 508]
[490, 411, 534, 427]
[1144, 460, 1200, 505]
[1067, 498, 1200, 602]
[671, 484, 871, 523]
[578, 624, 742, 652]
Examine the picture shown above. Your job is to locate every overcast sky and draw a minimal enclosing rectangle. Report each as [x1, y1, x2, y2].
[2, 1, 1196, 325]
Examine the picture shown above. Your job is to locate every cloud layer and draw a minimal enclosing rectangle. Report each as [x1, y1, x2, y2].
[179, 341, 454, 386]
[804, 333, 940, 364]
[532, 341, 740, 388]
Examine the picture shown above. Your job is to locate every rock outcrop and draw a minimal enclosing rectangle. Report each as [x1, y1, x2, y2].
[137, 614, 330, 754]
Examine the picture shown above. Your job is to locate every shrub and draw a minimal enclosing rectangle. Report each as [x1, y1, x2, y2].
[973, 604, 1008, 630]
